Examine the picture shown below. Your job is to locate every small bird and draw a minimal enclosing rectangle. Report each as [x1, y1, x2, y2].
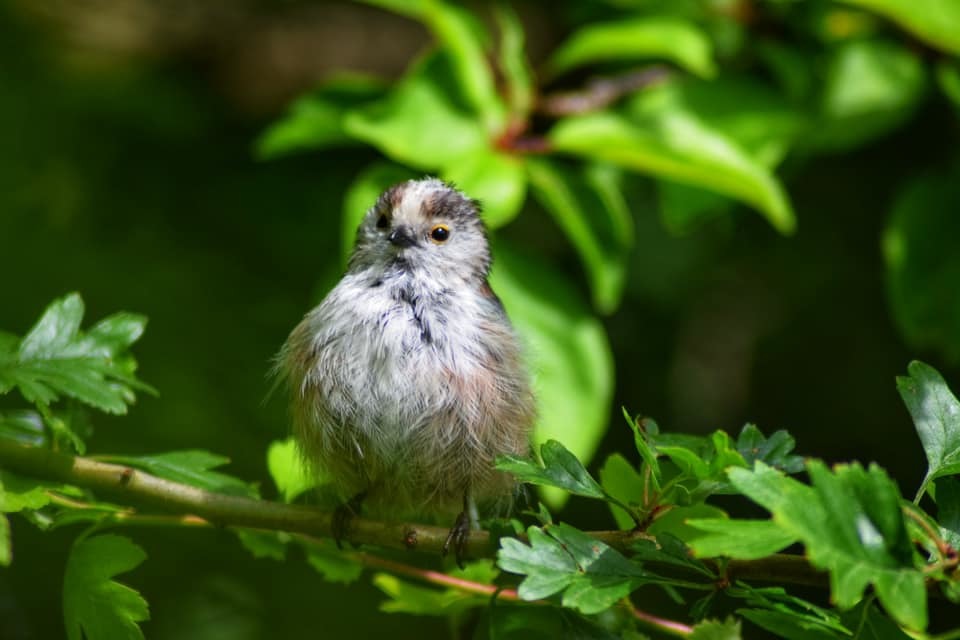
[278, 178, 535, 561]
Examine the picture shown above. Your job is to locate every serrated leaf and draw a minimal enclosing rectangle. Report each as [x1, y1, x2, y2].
[0, 410, 47, 447]
[101, 450, 256, 498]
[730, 583, 851, 637]
[255, 74, 386, 159]
[550, 85, 795, 234]
[547, 16, 716, 79]
[267, 438, 318, 503]
[499, 523, 655, 615]
[728, 462, 926, 630]
[895, 361, 960, 500]
[0, 470, 54, 512]
[63, 534, 149, 640]
[934, 477, 960, 550]
[343, 52, 486, 170]
[840, 601, 912, 639]
[630, 533, 714, 577]
[373, 572, 488, 616]
[527, 158, 630, 313]
[690, 617, 742, 640]
[736, 424, 805, 474]
[648, 504, 727, 542]
[0, 293, 153, 418]
[836, 0, 960, 55]
[497, 440, 605, 499]
[489, 246, 613, 508]
[686, 519, 798, 560]
[302, 540, 363, 584]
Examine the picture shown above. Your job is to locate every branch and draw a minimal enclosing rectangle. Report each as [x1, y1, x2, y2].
[0, 439, 826, 588]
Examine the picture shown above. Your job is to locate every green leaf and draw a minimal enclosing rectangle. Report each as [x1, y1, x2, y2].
[63, 534, 149, 640]
[729, 462, 926, 630]
[343, 52, 487, 170]
[527, 158, 630, 313]
[302, 539, 363, 584]
[0, 293, 153, 417]
[686, 519, 798, 560]
[630, 533, 714, 577]
[648, 504, 728, 542]
[883, 170, 960, 363]
[839, 601, 913, 639]
[361, 0, 505, 128]
[807, 39, 925, 152]
[547, 16, 716, 79]
[489, 246, 614, 508]
[255, 74, 386, 159]
[549, 84, 795, 234]
[100, 451, 256, 498]
[690, 618, 742, 640]
[736, 424, 805, 474]
[373, 570, 488, 616]
[341, 162, 419, 265]
[234, 529, 288, 561]
[442, 149, 526, 228]
[937, 62, 960, 112]
[486, 605, 621, 640]
[494, 2, 534, 121]
[0, 470, 54, 513]
[624, 410, 662, 493]
[599, 453, 644, 529]
[836, 0, 960, 55]
[895, 361, 960, 499]
[267, 438, 318, 503]
[0, 514, 10, 567]
[497, 440, 605, 499]
[934, 477, 960, 550]
[498, 523, 652, 615]
[731, 583, 851, 638]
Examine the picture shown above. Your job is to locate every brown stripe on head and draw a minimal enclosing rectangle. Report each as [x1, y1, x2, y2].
[374, 182, 408, 219]
[420, 183, 480, 222]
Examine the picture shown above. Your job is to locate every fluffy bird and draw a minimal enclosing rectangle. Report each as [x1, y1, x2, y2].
[278, 178, 535, 560]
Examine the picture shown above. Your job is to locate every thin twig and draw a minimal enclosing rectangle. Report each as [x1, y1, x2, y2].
[0, 439, 828, 589]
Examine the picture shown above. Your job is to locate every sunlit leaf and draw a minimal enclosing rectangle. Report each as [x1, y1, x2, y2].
[489, 247, 614, 507]
[303, 539, 364, 584]
[837, 0, 960, 55]
[547, 16, 716, 79]
[495, 2, 534, 121]
[235, 529, 288, 561]
[343, 52, 486, 170]
[690, 617, 742, 640]
[807, 39, 925, 152]
[63, 535, 149, 640]
[527, 158, 630, 313]
[255, 74, 386, 159]
[267, 438, 319, 503]
[729, 462, 926, 630]
[549, 84, 795, 234]
[443, 149, 526, 228]
[497, 439, 605, 499]
[686, 519, 798, 560]
[0, 293, 153, 418]
[598, 453, 643, 529]
[895, 361, 960, 499]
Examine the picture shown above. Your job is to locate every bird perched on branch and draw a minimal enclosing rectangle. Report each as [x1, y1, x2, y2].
[278, 178, 535, 562]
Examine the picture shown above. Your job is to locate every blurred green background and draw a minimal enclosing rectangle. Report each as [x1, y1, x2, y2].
[2, 0, 959, 637]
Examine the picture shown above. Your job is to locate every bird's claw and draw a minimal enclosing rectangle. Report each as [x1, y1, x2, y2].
[332, 493, 365, 549]
[442, 510, 471, 569]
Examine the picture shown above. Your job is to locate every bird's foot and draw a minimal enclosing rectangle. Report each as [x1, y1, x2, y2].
[441, 510, 471, 569]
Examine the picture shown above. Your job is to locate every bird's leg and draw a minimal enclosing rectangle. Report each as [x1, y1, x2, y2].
[332, 491, 366, 549]
[442, 490, 476, 569]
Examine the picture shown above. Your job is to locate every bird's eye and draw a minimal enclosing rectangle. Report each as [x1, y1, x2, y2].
[430, 224, 450, 243]
[376, 214, 389, 230]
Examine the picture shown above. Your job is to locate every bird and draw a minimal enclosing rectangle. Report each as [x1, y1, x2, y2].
[277, 178, 535, 562]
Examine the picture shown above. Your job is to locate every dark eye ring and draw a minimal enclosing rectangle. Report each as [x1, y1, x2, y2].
[376, 214, 389, 230]
[430, 225, 450, 243]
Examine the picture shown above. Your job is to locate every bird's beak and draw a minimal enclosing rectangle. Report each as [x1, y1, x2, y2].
[388, 226, 418, 248]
